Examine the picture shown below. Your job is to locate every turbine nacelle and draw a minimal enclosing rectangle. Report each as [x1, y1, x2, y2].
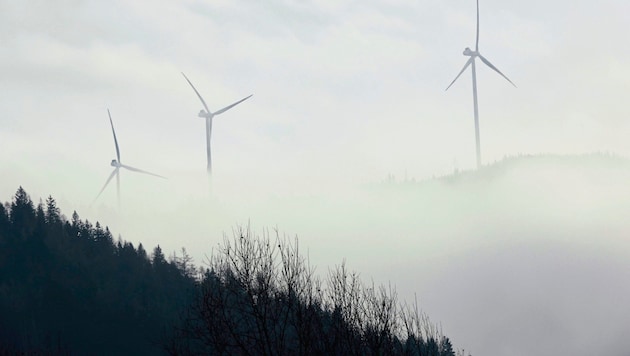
[110, 159, 120, 167]
[463, 47, 478, 57]
[198, 110, 213, 119]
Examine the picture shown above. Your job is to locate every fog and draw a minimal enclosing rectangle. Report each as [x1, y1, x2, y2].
[2, 0, 630, 355]
[8, 154, 630, 355]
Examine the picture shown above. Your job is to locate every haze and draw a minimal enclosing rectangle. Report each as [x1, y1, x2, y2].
[2, 1, 630, 355]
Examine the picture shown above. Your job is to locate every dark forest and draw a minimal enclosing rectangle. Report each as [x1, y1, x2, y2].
[0, 187, 461, 355]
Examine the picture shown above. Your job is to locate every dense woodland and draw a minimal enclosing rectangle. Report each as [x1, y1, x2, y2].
[0, 187, 464, 355]
[0, 187, 195, 355]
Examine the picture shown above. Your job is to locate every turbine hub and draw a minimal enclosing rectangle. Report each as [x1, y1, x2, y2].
[198, 110, 213, 119]
[111, 159, 120, 167]
[463, 47, 478, 57]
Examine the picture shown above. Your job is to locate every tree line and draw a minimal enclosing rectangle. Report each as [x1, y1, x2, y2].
[0, 187, 467, 355]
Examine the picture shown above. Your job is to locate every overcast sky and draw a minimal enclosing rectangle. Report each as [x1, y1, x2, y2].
[2, 1, 630, 355]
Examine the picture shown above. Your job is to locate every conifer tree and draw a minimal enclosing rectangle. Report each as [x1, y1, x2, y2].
[10, 186, 35, 240]
[152, 245, 166, 265]
[45, 196, 61, 225]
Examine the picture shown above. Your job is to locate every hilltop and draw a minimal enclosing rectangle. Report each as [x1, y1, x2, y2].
[377, 152, 630, 187]
[359, 153, 630, 356]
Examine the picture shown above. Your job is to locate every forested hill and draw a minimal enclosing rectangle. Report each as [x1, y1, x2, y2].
[0, 187, 196, 355]
[0, 187, 462, 355]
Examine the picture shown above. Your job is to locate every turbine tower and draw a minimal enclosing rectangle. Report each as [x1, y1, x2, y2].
[445, 0, 516, 169]
[181, 72, 253, 174]
[94, 109, 166, 207]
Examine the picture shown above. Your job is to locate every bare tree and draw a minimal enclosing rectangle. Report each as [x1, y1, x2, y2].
[167, 225, 466, 356]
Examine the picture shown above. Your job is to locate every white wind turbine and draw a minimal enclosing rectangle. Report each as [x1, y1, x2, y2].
[94, 109, 166, 206]
[181, 72, 253, 174]
[446, 0, 516, 169]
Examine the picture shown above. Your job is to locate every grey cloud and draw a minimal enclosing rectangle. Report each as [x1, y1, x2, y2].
[187, 0, 342, 44]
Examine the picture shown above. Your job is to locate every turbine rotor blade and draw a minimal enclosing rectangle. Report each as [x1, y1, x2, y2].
[475, 0, 480, 51]
[478, 54, 517, 87]
[107, 109, 121, 163]
[120, 164, 167, 179]
[214, 94, 253, 116]
[181, 72, 211, 115]
[93, 168, 118, 203]
[445, 58, 474, 91]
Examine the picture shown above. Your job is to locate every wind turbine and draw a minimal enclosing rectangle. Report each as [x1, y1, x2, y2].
[445, 0, 516, 169]
[181, 72, 252, 174]
[94, 109, 166, 206]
